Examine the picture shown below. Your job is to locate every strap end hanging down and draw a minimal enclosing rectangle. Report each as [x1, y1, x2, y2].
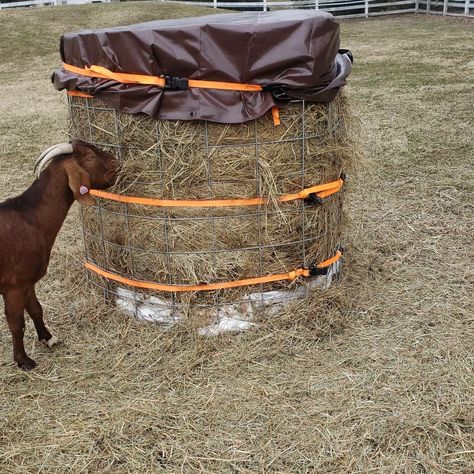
[272, 106, 281, 126]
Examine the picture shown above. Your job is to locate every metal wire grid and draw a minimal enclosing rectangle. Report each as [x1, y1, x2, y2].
[68, 95, 341, 322]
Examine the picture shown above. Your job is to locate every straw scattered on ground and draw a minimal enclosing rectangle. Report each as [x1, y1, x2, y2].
[0, 5, 473, 473]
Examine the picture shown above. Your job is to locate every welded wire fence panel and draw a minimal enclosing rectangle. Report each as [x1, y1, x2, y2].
[68, 94, 351, 324]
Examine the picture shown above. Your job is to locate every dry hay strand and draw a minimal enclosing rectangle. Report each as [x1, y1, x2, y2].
[68, 93, 358, 319]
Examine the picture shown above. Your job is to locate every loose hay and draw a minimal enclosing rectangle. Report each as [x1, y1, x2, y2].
[2, 8, 474, 473]
[69, 93, 357, 324]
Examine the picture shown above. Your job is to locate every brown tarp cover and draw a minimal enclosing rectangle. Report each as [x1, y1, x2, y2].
[52, 10, 352, 124]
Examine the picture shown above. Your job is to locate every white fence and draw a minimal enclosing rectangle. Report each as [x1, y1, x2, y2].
[0, 0, 109, 8]
[0, 0, 471, 17]
[163, 0, 472, 17]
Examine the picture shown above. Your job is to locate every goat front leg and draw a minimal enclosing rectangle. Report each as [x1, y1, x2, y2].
[3, 288, 36, 370]
[25, 286, 58, 348]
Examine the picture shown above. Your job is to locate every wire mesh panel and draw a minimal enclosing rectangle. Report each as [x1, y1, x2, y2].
[68, 94, 352, 328]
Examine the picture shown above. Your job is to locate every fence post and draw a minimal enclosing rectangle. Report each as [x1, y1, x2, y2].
[315, 0, 319, 9]
[365, 0, 369, 17]
[263, 0, 267, 11]
[426, 0, 430, 11]
[443, 0, 448, 13]
[464, 0, 469, 15]
[415, 0, 419, 11]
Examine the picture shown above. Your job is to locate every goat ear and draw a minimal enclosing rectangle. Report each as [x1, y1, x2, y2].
[64, 162, 96, 206]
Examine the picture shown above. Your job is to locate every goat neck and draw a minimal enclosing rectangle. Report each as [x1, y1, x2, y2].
[29, 162, 76, 239]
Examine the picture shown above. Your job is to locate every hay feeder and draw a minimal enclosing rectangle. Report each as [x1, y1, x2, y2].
[53, 10, 355, 332]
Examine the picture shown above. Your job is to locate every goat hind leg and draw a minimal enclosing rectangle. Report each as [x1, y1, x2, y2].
[25, 286, 58, 348]
[3, 288, 36, 370]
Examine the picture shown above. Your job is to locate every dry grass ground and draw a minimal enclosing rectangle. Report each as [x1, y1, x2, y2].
[0, 4, 473, 472]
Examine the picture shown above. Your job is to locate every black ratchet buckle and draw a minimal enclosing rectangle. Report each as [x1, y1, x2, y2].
[305, 265, 329, 277]
[163, 75, 189, 90]
[262, 84, 290, 101]
[304, 192, 324, 206]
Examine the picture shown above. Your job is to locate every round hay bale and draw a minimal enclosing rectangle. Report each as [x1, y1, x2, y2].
[68, 93, 353, 327]
[55, 10, 357, 330]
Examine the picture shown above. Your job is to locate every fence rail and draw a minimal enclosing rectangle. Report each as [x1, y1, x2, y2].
[161, 0, 472, 16]
[0, 0, 471, 18]
[0, 0, 110, 8]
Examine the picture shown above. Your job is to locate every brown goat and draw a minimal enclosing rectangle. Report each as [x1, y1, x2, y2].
[0, 140, 118, 370]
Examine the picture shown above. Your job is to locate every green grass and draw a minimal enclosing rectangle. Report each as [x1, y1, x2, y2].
[0, 5, 473, 472]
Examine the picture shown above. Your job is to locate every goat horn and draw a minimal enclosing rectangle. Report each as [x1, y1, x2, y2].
[34, 143, 73, 177]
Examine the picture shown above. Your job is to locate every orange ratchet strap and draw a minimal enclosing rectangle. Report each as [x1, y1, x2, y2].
[63, 63, 263, 92]
[272, 106, 281, 126]
[85, 250, 342, 293]
[89, 179, 343, 208]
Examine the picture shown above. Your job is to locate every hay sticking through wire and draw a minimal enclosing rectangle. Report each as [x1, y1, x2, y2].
[69, 94, 356, 323]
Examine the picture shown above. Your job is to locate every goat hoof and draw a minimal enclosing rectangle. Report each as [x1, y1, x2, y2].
[41, 335, 60, 348]
[17, 356, 37, 371]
